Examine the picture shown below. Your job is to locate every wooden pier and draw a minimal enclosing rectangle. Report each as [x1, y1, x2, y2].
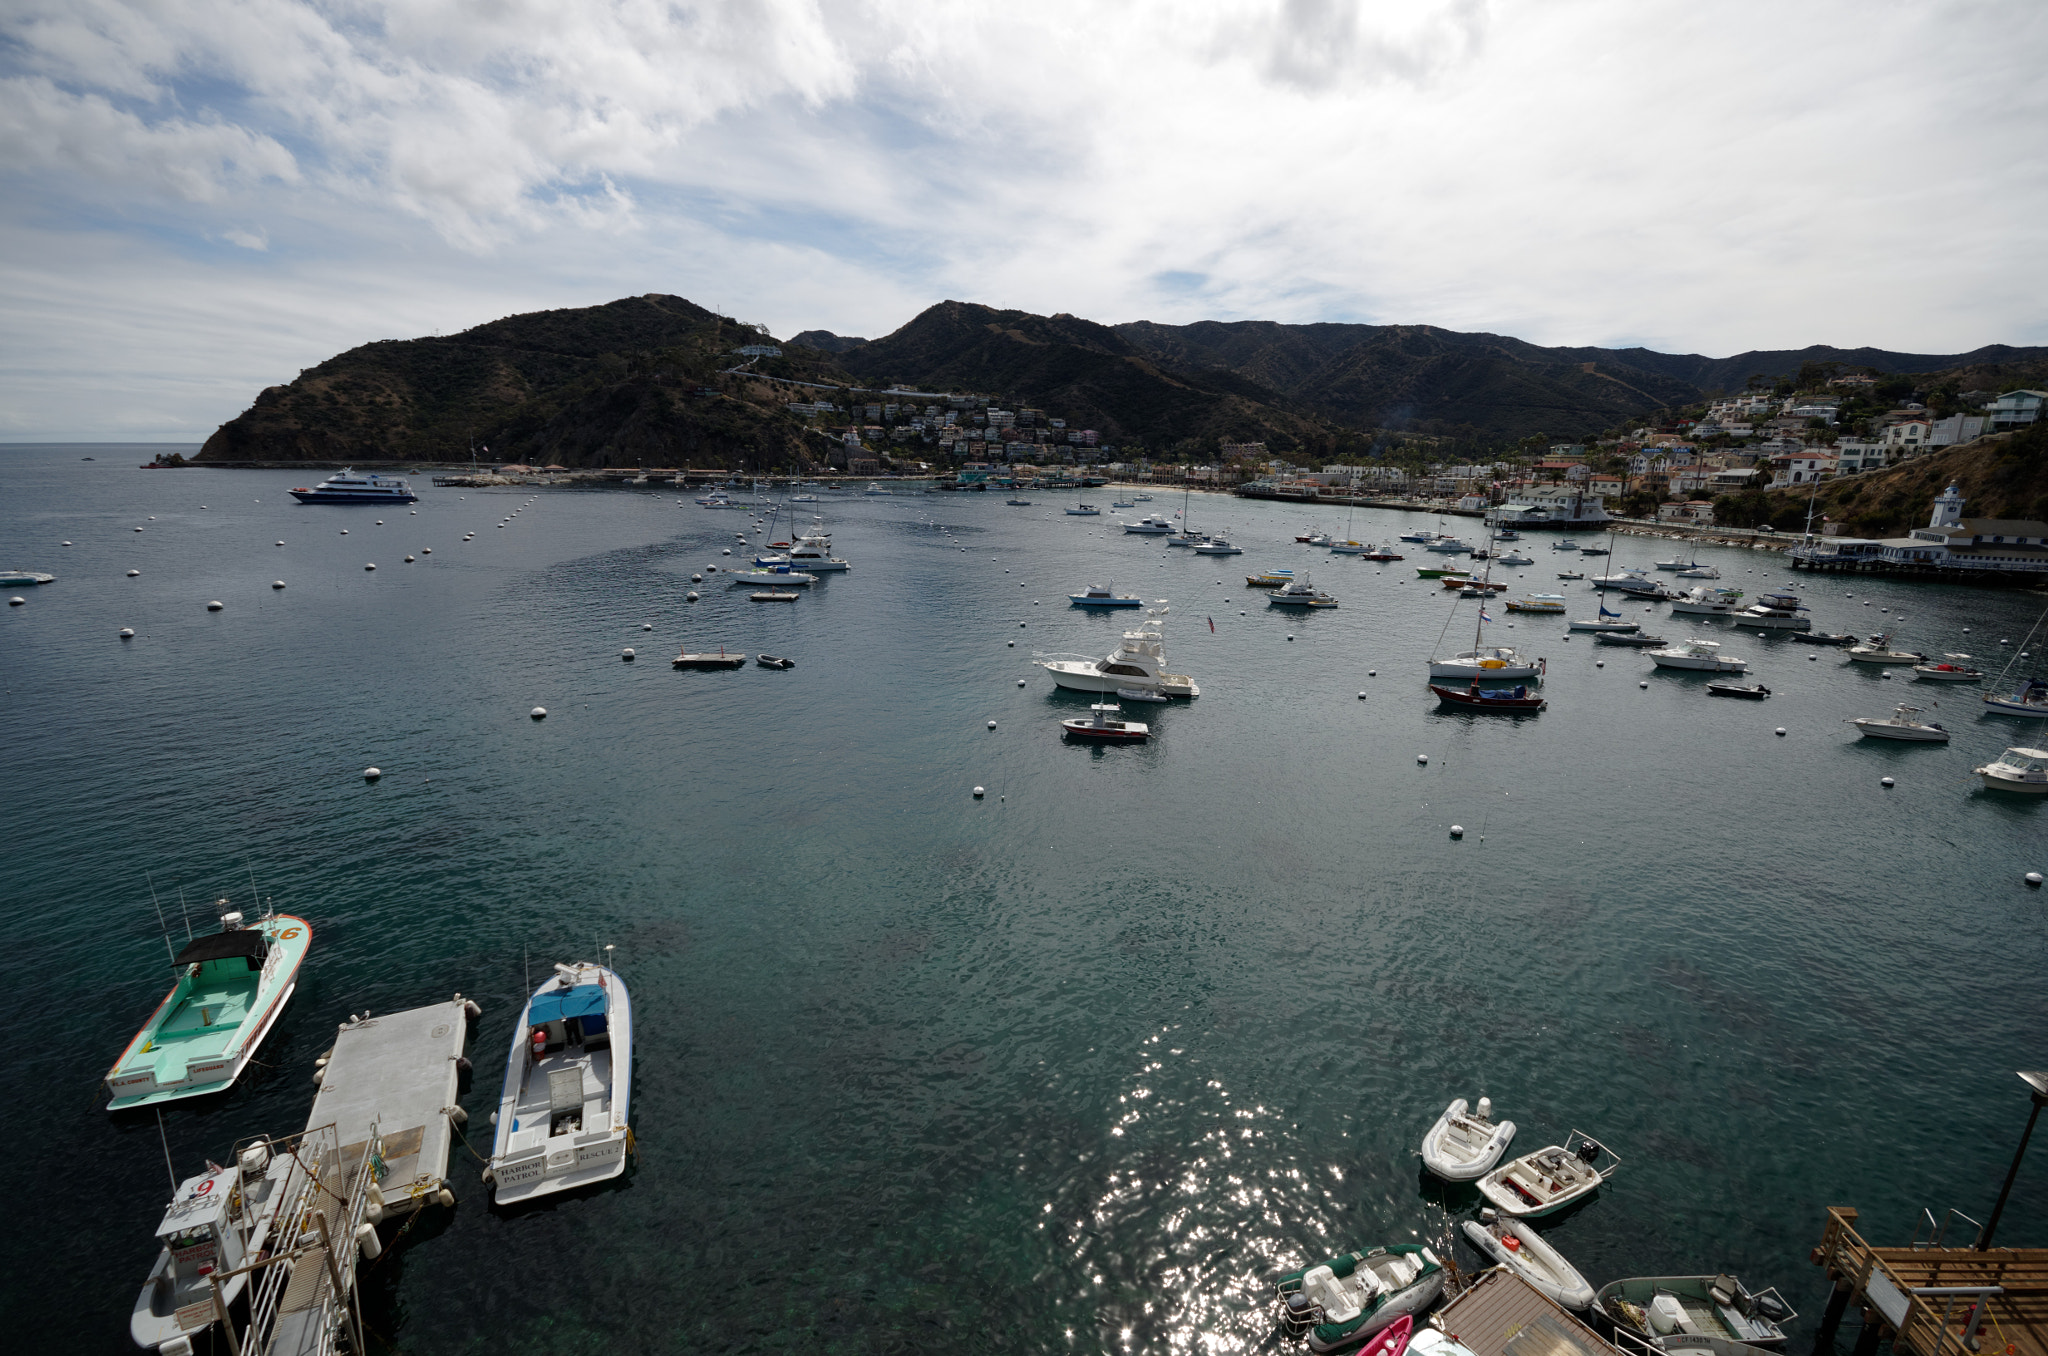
[1813, 1207, 2048, 1356]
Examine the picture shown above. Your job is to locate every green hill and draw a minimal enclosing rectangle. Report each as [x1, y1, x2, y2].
[1717, 422, 2048, 537]
[199, 295, 847, 469]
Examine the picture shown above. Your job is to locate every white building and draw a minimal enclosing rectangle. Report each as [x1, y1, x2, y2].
[1988, 390, 2046, 430]
[1768, 452, 1838, 489]
[1880, 419, 1932, 453]
[1873, 484, 2048, 573]
[1832, 439, 1889, 474]
[1928, 414, 1988, 446]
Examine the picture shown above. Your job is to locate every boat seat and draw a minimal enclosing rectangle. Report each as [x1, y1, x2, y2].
[1303, 1266, 1361, 1323]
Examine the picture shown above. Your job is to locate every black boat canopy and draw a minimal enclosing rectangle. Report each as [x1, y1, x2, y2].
[174, 929, 269, 966]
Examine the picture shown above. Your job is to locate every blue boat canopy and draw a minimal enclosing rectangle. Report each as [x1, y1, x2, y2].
[529, 984, 606, 1024]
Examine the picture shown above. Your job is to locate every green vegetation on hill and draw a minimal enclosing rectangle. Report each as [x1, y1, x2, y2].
[1710, 422, 2048, 536]
[199, 295, 847, 469]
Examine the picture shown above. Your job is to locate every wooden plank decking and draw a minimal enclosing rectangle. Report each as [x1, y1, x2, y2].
[1817, 1207, 2048, 1356]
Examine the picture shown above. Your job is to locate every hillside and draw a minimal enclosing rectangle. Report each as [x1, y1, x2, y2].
[1110, 321, 2048, 441]
[831, 301, 1354, 454]
[199, 295, 848, 469]
[1718, 422, 2048, 537]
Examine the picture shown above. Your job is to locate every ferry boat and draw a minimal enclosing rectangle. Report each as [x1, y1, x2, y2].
[1035, 607, 1199, 698]
[487, 959, 634, 1204]
[287, 469, 417, 504]
[105, 903, 311, 1110]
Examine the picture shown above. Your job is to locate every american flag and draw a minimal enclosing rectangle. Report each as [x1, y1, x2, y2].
[1480, 609, 1493, 623]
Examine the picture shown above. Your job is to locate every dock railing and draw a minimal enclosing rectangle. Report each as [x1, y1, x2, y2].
[1817, 1205, 2048, 1356]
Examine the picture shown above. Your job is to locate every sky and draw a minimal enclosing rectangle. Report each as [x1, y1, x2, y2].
[2, 0, 2045, 440]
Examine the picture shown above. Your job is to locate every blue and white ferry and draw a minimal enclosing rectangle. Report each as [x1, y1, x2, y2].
[287, 469, 418, 503]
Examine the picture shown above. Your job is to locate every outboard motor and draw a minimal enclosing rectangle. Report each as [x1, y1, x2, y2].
[1281, 1288, 1324, 1338]
[1577, 1138, 1603, 1165]
[1754, 1294, 1791, 1323]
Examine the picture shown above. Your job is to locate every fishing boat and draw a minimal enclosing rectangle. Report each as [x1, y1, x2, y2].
[1247, 569, 1298, 587]
[1441, 577, 1506, 591]
[1505, 595, 1566, 614]
[1307, 532, 1337, 547]
[1852, 704, 1949, 742]
[1462, 1210, 1594, 1311]
[1975, 746, 2048, 793]
[1492, 528, 1519, 541]
[1791, 631, 1857, 646]
[1269, 577, 1338, 608]
[1580, 546, 1610, 556]
[756, 654, 795, 669]
[1649, 638, 1747, 673]
[1654, 555, 1699, 570]
[1276, 1245, 1445, 1354]
[1036, 606, 1199, 697]
[1193, 537, 1244, 555]
[1494, 550, 1534, 565]
[105, 903, 312, 1110]
[1060, 701, 1150, 741]
[1847, 631, 1926, 664]
[1363, 548, 1405, 561]
[486, 958, 634, 1204]
[1595, 631, 1668, 647]
[1707, 682, 1771, 699]
[1552, 539, 1581, 551]
[1476, 1131, 1619, 1217]
[287, 468, 417, 504]
[1731, 592, 1812, 632]
[1669, 586, 1744, 616]
[1330, 539, 1369, 554]
[1416, 566, 1471, 579]
[1983, 678, 2048, 717]
[130, 1133, 322, 1352]
[1432, 681, 1545, 711]
[1065, 503, 1101, 516]
[1913, 655, 1983, 682]
[1070, 584, 1146, 608]
[1419, 1096, 1515, 1180]
[1597, 1275, 1796, 1348]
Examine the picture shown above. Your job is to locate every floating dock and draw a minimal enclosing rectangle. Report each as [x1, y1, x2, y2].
[1814, 1206, 2048, 1356]
[1434, 1267, 1616, 1356]
[674, 652, 747, 668]
[302, 998, 472, 1219]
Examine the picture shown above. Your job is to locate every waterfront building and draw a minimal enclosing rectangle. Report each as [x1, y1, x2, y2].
[1867, 484, 2048, 574]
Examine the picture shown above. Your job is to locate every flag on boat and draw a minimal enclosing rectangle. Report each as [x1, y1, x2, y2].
[1207, 616, 1215, 631]
[1480, 609, 1493, 623]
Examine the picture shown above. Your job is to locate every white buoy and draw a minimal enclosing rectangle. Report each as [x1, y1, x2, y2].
[119, 627, 134, 638]
[1882, 671, 1892, 679]
[133, 526, 143, 533]
[7, 596, 22, 606]
[686, 591, 699, 601]
[722, 549, 730, 555]
[1881, 777, 1894, 788]
[621, 648, 635, 660]
[1596, 660, 1604, 667]
[1450, 825, 1464, 838]
[642, 623, 652, 631]
[422, 548, 431, 554]
[272, 580, 286, 589]
[1018, 678, 1026, 686]
[127, 568, 140, 577]
[1416, 754, 1428, 764]
[1809, 654, 1816, 661]
[1775, 727, 1787, 736]
[404, 555, 415, 562]
[693, 574, 702, 582]
[2026, 872, 2043, 888]
[376, 520, 384, 526]
[364, 767, 381, 780]
[1639, 680, 1648, 688]
[1358, 691, 1366, 699]
[987, 720, 997, 729]
[365, 563, 376, 570]
[1019, 621, 1026, 627]
[973, 786, 985, 798]
[340, 529, 348, 535]
[206, 600, 223, 611]
[1007, 640, 1014, 647]
[530, 707, 547, 720]
[147, 516, 156, 521]
[1287, 635, 1294, 641]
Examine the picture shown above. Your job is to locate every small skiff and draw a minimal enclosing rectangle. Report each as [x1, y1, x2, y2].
[1461, 1209, 1594, 1310]
[486, 959, 634, 1204]
[1115, 687, 1169, 703]
[1277, 1244, 1444, 1354]
[105, 904, 311, 1110]
[1597, 1274, 1796, 1348]
[756, 654, 795, 669]
[1707, 682, 1771, 699]
[1420, 1096, 1515, 1180]
[1431, 683, 1545, 712]
[1476, 1130, 1617, 1217]
[1062, 702, 1150, 741]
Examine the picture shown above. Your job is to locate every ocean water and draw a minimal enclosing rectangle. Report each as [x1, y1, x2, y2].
[2, 444, 2043, 1356]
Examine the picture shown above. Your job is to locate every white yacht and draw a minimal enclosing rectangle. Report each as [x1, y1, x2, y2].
[487, 960, 633, 1204]
[1425, 537, 1472, 554]
[1654, 556, 1699, 570]
[863, 482, 893, 496]
[733, 566, 818, 586]
[1853, 704, 1949, 742]
[1066, 503, 1102, 516]
[1035, 608, 1199, 698]
[1676, 564, 1722, 578]
[1669, 586, 1744, 616]
[288, 469, 417, 504]
[1552, 539, 1581, 551]
[1592, 568, 1666, 597]
[1649, 638, 1748, 672]
[1913, 655, 1982, 682]
[1428, 648, 1543, 682]
[1122, 515, 1175, 534]
[1494, 550, 1534, 565]
[786, 527, 849, 570]
[1975, 746, 2048, 793]
[1732, 591, 1812, 631]
[1847, 631, 1926, 664]
[1194, 537, 1244, 555]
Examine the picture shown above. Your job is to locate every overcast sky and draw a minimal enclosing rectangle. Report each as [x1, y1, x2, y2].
[3, 0, 2044, 440]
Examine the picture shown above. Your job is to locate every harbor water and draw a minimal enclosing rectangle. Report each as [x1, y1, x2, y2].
[2, 444, 2044, 1355]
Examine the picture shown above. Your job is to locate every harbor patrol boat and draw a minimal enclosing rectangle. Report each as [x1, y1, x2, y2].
[1036, 606, 1199, 698]
[105, 904, 311, 1110]
[487, 959, 634, 1204]
[287, 469, 417, 504]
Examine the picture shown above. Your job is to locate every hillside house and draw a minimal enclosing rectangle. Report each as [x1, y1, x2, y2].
[1768, 452, 1838, 489]
[1658, 501, 1716, 525]
[1928, 414, 1987, 446]
[1881, 419, 1932, 453]
[1988, 391, 2045, 430]
[1832, 439, 1889, 473]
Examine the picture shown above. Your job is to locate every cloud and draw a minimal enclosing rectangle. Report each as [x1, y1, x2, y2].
[4, 0, 2047, 437]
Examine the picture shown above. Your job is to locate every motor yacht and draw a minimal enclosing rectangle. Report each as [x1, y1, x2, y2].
[1193, 538, 1244, 555]
[1069, 584, 1146, 608]
[1847, 631, 1926, 663]
[1975, 746, 2048, 793]
[1592, 569, 1667, 597]
[1494, 550, 1534, 565]
[1035, 609, 1199, 697]
[1676, 564, 1722, 578]
[1122, 515, 1175, 534]
[1649, 638, 1747, 672]
[1268, 577, 1338, 608]
[1853, 704, 1949, 741]
[1425, 537, 1472, 553]
[1670, 586, 1744, 616]
[1732, 591, 1812, 631]
[785, 530, 849, 570]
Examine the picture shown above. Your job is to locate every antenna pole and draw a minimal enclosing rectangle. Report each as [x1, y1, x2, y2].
[178, 887, 193, 942]
[157, 1109, 178, 1193]
[147, 873, 176, 967]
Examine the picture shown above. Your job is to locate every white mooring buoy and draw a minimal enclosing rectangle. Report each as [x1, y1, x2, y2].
[987, 720, 997, 729]
[119, 627, 134, 638]
[404, 555, 415, 563]
[273, 581, 285, 589]
[621, 648, 635, 660]
[8, 596, 22, 606]
[531, 707, 547, 720]
[1416, 754, 1428, 765]
[365, 563, 376, 570]
[127, 569, 140, 577]
[364, 768, 381, 781]
[1358, 691, 1367, 699]
[340, 529, 348, 535]
[1639, 681, 1648, 688]
[973, 786, 985, 798]
[642, 623, 652, 631]
[1450, 825, 1464, 838]
[206, 600, 223, 611]
[686, 592, 699, 601]
[1881, 777, 1894, 788]
[2026, 872, 2043, 888]
[1776, 727, 1787, 736]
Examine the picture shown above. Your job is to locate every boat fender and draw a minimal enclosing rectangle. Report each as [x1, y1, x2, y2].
[313, 1067, 324, 1086]
[448, 1104, 468, 1126]
[459, 996, 482, 1021]
[364, 1200, 384, 1225]
[531, 1027, 547, 1059]
[355, 1222, 382, 1259]
[456, 1055, 472, 1076]
[438, 1187, 456, 1209]
[368, 1184, 386, 1211]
